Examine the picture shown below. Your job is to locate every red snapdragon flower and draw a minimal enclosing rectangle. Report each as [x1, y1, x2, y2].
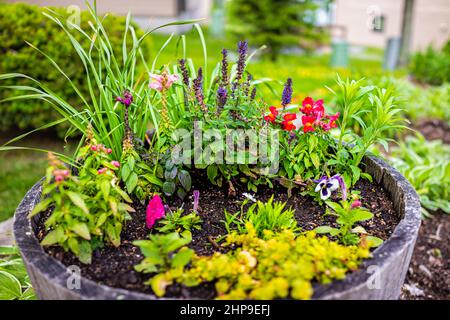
[264, 106, 278, 123]
[327, 112, 340, 128]
[301, 115, 316, 133]
[282, 113, 297, 131]
[301, 97, 324, 117]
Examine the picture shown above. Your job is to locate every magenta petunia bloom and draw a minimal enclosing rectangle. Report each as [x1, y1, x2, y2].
[146, 194, 166, 229]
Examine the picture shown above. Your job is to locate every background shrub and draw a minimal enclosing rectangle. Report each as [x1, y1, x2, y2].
[227, 0, 325, 60]
[0, 3, 147, 136]
[409, 41, 450, 86]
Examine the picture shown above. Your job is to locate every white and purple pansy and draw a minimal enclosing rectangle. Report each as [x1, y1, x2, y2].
[314, 175, 347, 200]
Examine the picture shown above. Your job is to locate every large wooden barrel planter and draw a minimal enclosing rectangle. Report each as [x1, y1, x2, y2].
[13, 155, 421, 300]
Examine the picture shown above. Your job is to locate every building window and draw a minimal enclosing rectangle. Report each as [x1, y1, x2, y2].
[178, 0, 187, 14]
[371, 15, 385, 33]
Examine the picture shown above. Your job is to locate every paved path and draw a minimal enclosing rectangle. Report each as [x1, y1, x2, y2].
[0, 218, 15, 246]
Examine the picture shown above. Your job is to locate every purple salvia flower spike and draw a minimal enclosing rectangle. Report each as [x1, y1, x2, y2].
[250, 86, 257, 101]
[234, 40, 248, 88]
[178, 59, 190, 87]
[221, 48, 229, 87]
[217, 86, 227, 111]
[193, 68, 207, 112]
[281, 78, 292, 108]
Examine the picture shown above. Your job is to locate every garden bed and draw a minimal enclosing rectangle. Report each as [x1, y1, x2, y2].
[15, 154, 421, 300]
[402, 211, 449, 300]
[35, 171, 399, 298]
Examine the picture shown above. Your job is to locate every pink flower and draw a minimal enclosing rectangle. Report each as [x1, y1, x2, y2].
[55, 175, 64, 182]
[98, 168, 108, 174]
[111, 161, 120, 168]
[351, 200, 362, 208]
[91, 145, 98, 152]
[106, 148, 112, 154]
[149, 71, 179, 92]
[149, 74, 164, 91]
[146, 195, 166, 229]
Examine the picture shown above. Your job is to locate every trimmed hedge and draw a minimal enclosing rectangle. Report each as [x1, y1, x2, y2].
[0, 3, 147, 136]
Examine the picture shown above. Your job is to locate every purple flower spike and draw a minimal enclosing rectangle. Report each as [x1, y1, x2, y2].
[217, 86, 228, 110]
[281, 78, 292, 108]
[193, 68, 207, 112]
[116, 90, 133, 108]
[193, 190, 200, 213]
[250, 86, 257, 101]
[235, 40, 248, 83]
[221, 48, 229, 87]
[178, 59, 190, 87]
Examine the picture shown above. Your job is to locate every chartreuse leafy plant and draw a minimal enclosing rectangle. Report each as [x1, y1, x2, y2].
[138, 226, 371, 300]
[156, 208, 202, 233]
[29, 132, 134, 264]
[315, 199, 383, 247]
[133, 231, 193, 287]
[389, 134, 450, 216]
[223, 196, 297, 237]
[0, 246, 36, 300]
[328, 75, 407, 187]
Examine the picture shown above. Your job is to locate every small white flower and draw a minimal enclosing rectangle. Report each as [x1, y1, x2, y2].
[242, 193, 257, 202]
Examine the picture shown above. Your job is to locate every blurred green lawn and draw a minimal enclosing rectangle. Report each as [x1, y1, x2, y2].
[0, 29, 403, 221]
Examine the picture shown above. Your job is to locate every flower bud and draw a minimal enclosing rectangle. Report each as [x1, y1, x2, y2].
[111, 161, 120, 168]
[351, 200, 362, 208]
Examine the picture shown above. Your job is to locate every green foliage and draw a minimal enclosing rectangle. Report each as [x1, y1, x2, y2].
[156, 208, 202, 233]
[315, 200, 383, 246]
[410, 41, 450, 86]
[227, 0, 324, 60]
[280, 130, 331, 182]
[29, 135, 134, 264]
[133, 231, 194, 295]
[0, 246, 36, 300]
[329, 75, 407, 186]
[0, 3, 145, 136]
[147, 226, 371, 299]
[223, 196, 297, 237]
[373, 77, 450, 121]
[389, 134, 450, 216]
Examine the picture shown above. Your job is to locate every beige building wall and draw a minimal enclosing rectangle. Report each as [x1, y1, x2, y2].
[411, 0, 450, 50]
[4, 0, 178, 16]
[4, 0, 213, 33]
[335, 0, 450, 51]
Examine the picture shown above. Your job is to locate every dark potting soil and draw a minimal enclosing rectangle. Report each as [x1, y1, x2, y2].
[401, 211, 450, 300]
[36, 172, 399, 299]
[414, 119, 450, 144]
[400, 119, 450, 300]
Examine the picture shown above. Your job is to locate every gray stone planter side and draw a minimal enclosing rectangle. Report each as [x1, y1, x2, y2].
[13, 155, 421, 300]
